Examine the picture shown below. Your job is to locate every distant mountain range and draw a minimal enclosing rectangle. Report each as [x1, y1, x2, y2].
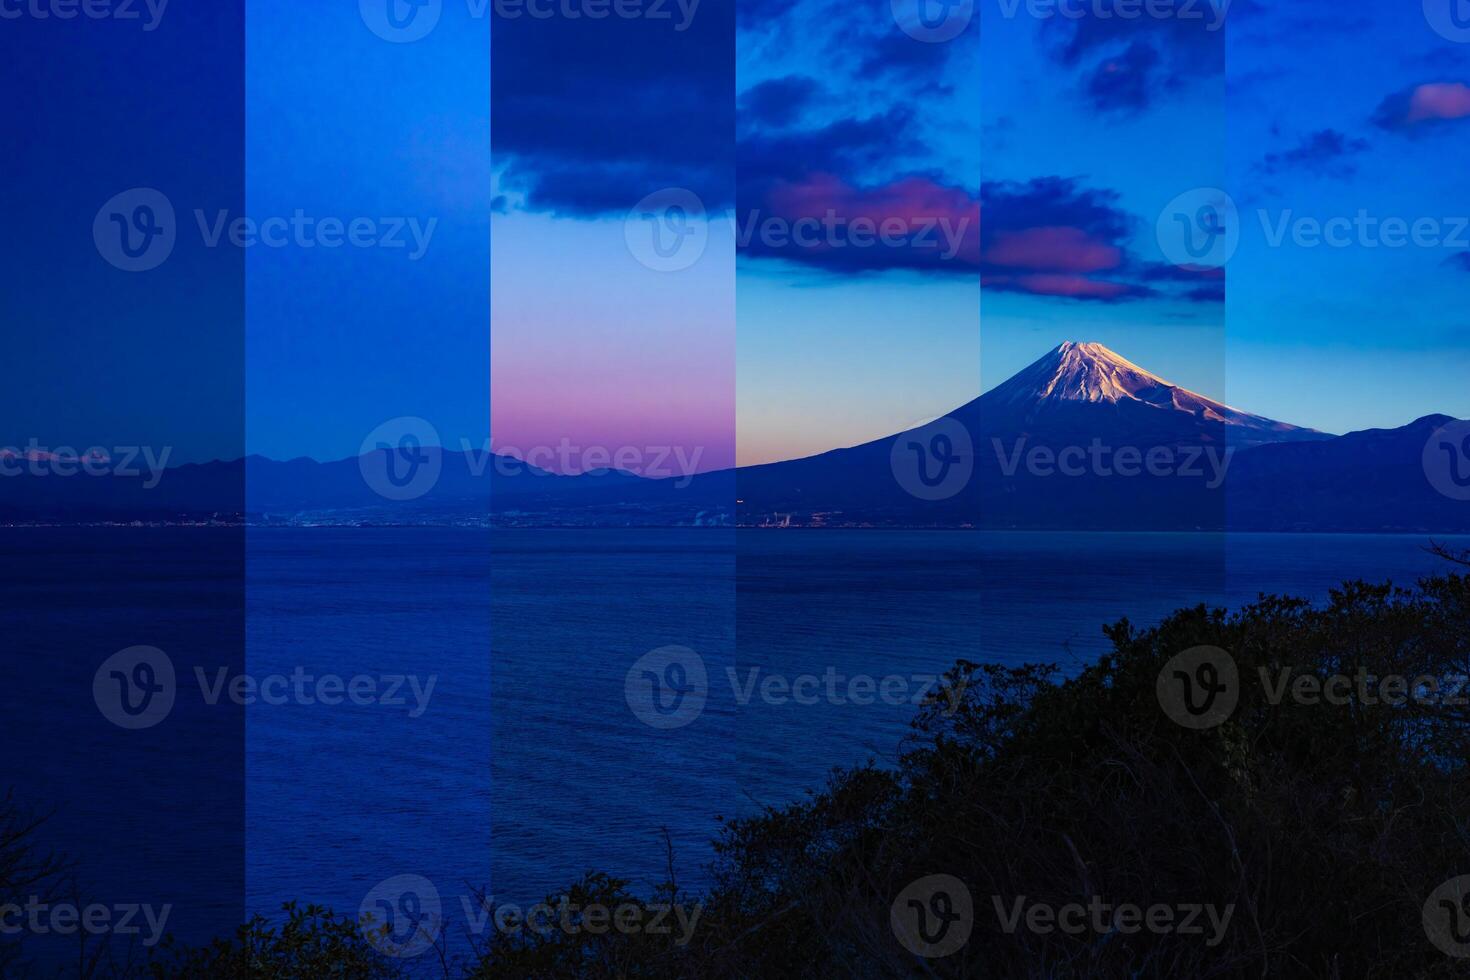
[4, 342, 1468, 532]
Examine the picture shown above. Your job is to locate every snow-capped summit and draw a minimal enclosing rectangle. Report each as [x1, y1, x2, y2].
[996, 341, 1177, 405]
[968, 341, 1325, 445]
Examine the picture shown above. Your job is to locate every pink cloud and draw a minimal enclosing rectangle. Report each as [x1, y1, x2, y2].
[1406, 82, 1470, 124]
[985, 226, 1122, 274]
[1375, 81, 1470, 131]
[985, 274, 1143, 300]
[761, 173, 980, 266]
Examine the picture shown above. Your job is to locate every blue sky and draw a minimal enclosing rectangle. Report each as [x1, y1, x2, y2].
[8, 1, 1469, 466]
[1223, 5, 1470, 433]
[1, 6, 246, 466]
[730, 0, 1470, 460]
[247, 1, 491, 464]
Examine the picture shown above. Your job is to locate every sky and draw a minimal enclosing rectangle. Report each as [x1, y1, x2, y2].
[246, 2, 492, 464]
[1, 5, 246, 467]
[493, 0, 1470, 471]
[7, 2, 1469, 468]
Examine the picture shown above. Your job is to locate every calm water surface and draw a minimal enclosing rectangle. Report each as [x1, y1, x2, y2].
[3, 527, 1463, 966]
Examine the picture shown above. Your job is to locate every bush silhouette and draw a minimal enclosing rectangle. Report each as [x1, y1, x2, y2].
[478, 570, 1470, 977]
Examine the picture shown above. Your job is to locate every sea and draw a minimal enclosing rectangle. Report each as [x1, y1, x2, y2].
[1, 527, 1464, 970]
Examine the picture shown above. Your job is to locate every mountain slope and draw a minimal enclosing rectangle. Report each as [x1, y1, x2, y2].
[730, 341, 1331, 526]
[1227, 414, 1470, 532]
[958, 341, 1324, 449]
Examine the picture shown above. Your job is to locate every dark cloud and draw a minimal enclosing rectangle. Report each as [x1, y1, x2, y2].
[733, 172, 1213, 303]
[735, 0, 793, 32]
[738, 107, 926, 204]
[859, 31, 957, 78]
[1085, 41, 1159, 112]
[492, 0, 733, 215]
[494, 0, 969, 218]
[1139, 262, 1223, 302]
[1257, 129, 1370, 177]
[1055, 7, 1221, 71]
[1043, 0, 1229, 111]
[739, 75, 822, 130]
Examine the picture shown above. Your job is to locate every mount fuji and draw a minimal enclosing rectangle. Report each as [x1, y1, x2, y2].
[727, 341, 1342, 528]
